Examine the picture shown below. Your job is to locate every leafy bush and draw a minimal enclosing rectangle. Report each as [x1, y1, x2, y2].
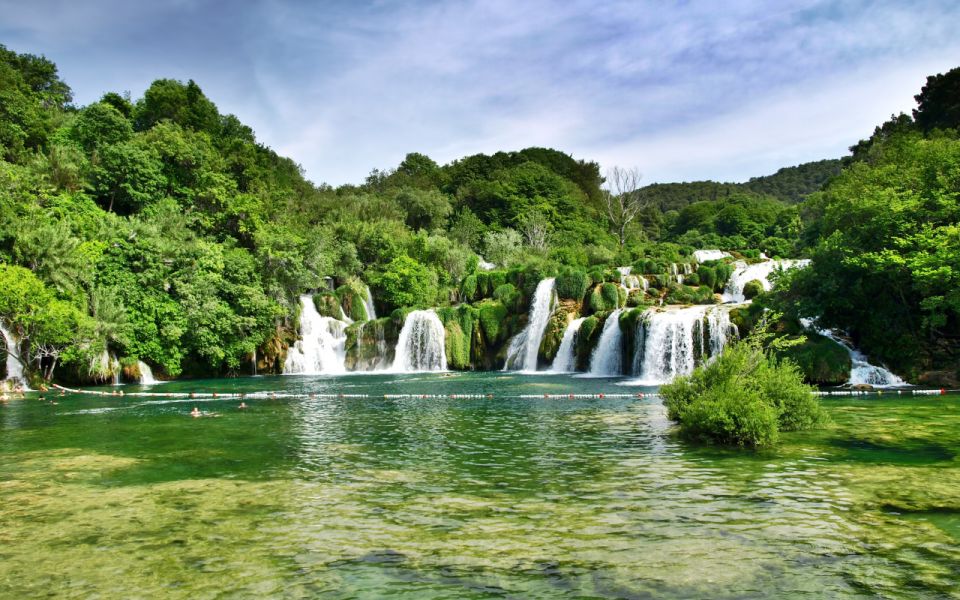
[600, 282, 621, 309]
[742, 279, 764, 300]
[478, 300, 508, 344]
[460, 274, 478, 301]
[683, 272, 700, 286]
[575, 315, 600, 368]
[371, 254, 437, 310]
[555, 271, 591, 302]
[493, 283, 520, 310]
[661, 317, 826, 447]
[697, 265, 716, 290]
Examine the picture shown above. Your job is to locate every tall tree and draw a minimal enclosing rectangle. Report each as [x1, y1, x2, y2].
[603, 166, 646, 248]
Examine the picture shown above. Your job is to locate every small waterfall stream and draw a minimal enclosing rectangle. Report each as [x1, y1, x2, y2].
[284, 295, 348, 375]
[550, 317, 586, 373]
[588, 309, 625, 376]
[504, 278, 556, 372]
[723, 259, 810, 303]
[801, 319, 908, 388]
[138, 361, 158, 384]
[391, 310, 447, 372]
[1, 322, 28, 388]
[363, 285, 377, 321]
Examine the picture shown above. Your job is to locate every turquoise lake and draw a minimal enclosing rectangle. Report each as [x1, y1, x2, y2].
[1, 372, 958, 598]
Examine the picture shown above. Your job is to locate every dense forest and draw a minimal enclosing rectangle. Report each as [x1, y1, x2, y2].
[0, 42, 958, 386]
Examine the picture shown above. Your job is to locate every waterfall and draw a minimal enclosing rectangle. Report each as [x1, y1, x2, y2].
[363, 285, 377, 321]
[504, 278, 556, 371]
[138, 360, 158, 385]
[1, 322, 28, 389]
[391, 310, 446, 372]
[284, 294, 348, 375]
[723, 259, 810, 303]
[251, 349, 258, 376]
[617, 267, 640, 291]
[801, 319, 908, 388]
[588, 309, 625, 376]
[550, 317, 586, 373]
[110, 352, 120, 385]
[694, 249, 730, 263]
[629, 305, 736, 384]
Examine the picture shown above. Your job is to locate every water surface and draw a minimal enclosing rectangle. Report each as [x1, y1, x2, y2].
[1, 373, 958, 598]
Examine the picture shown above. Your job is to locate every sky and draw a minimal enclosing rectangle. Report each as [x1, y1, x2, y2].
[1, 0, 959, 187]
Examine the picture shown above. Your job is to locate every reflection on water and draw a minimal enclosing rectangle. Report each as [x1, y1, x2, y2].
[0, 373, 958, 598]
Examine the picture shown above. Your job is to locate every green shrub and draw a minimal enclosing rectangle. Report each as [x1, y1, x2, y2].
[493, 283, 515, 302]
[618, 285, 627, 308]
[475, 272, 490, 298]
[555, 271, 591, 302]
[683, 272, 700, 286]
[697, 266, 716, 290]
[461, 274, 478, 301]
[489, 271, 507, 290]
[478, 300, 508, 344]
[742, 279, 764, 300]
[661, 325, 826, 447]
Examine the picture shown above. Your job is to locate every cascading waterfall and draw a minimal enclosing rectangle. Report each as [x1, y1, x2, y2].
[617, 267, 641, 291]
[391, 310, 446, 372]
[284, 294, 348, 375]
[723, 259, 810, 303]
[504, 278, 556, 371]
[1, 322, 28, 388]
[694, 249, 731, 263]
[138, 360, 158, 384]
[588, 309, 625, 376]
[629, 305, 736, 385]
[800, 319, 908, 388]
[363, 285, 377, 321]
[550, 317, 586, 373]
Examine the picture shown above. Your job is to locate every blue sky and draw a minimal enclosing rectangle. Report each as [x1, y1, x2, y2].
[2, 0, 959, 186]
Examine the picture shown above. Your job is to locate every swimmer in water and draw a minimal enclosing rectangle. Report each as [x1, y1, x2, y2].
[191, 407, 201, 418]
[239, 401, 248, 409]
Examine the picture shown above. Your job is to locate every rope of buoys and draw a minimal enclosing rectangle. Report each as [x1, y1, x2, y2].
[49, 384, 957, 401]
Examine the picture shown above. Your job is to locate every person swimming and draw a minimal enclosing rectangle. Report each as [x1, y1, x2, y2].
[239, 402, 248, 409]
[191, 407, 201, 418]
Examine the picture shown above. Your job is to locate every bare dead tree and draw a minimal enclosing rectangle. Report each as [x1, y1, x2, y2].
[603, 166, 646, 248]
[519, 209, 551, 252]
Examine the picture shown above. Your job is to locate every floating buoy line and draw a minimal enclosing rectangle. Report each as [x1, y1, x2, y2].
[48, 384, 653, 401]
[43, 384, 955, 402]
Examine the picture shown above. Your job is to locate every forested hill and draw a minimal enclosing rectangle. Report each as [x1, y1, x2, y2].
[641, 158, 843, 213]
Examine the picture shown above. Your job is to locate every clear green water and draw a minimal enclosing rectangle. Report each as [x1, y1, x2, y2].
[1, 373, 958, 598]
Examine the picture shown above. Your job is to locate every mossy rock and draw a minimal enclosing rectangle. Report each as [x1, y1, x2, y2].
[478, 300, 509, 346]
[575, 315, 601, 371]
[460, 274, 478, 301]
[312, 292, 343, 319]
[335, 283, 369, 321]
[344, 318, 396, 371]
[743, 279, 765, 300]
[444, 321, 471, 370]
[540, 308, 575, 363]
[586, 285, 606, 314]
[617, 285, 627, 308]
[626, 289, 646, 307]
[778, 333, 852, 385]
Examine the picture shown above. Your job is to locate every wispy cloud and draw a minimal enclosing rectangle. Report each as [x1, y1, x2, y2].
[1, 0, 958, 185]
